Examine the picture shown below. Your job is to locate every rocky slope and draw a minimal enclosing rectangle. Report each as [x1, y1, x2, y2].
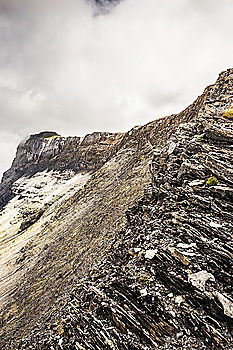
[0, 69, 233, 349]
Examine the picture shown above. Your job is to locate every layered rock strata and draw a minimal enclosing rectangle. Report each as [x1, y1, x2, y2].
[0, 69, 232, 349]
[0, 130, 124, 209]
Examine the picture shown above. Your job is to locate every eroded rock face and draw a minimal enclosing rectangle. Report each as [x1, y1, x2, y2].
[0, 69, 233, 349]
[2, 130, 124, 182]
[0, 130, 124, 209]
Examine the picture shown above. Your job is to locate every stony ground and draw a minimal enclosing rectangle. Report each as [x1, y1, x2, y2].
[0, 69, 233, 349]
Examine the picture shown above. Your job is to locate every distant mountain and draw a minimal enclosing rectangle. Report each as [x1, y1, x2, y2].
[0, 69, 232, 349]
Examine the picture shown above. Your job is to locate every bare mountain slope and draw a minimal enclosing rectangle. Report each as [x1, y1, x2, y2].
[0, 69, 233, 349]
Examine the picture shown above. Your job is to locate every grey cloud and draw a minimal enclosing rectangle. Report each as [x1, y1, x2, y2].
[0, 0, 233, 177]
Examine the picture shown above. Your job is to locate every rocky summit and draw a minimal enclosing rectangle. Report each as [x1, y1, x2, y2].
[0, 69, 233, 349]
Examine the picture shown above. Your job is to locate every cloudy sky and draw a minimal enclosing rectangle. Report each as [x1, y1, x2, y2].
[0, 0, 233, 177]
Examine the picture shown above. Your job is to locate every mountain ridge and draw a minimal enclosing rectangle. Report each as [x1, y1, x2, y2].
[0, 69, 232, 349]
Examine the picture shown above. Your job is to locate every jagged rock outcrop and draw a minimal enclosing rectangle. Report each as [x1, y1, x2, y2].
[0, 69, 232, 349]
[0, 130, 124, 209]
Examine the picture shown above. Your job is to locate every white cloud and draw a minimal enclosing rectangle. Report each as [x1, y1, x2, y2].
[0, 0, 232, 177]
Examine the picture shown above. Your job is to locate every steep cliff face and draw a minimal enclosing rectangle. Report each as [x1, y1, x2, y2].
[0, 130, 124, 209]
[4, 130, 124, 178]
[0, 69, 233, 349]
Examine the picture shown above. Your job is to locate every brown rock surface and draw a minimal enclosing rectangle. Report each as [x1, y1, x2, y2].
[0, 69, 232, 349]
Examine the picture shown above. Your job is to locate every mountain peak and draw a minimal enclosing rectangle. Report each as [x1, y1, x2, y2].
[29, 131, 61, 139]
